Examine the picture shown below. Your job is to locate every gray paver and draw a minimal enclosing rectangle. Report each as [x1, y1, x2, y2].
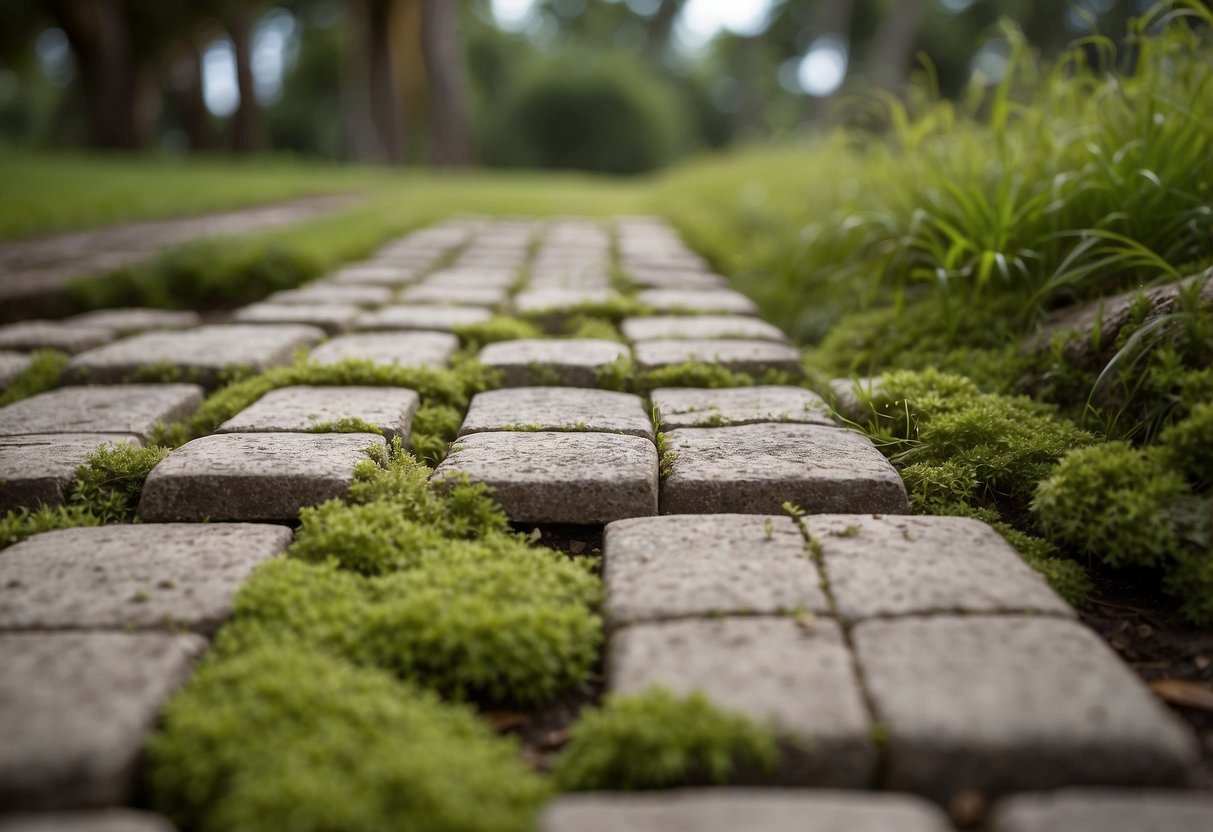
[0, 434, 140, 512]
[0, 352, 33, 388]
[603, 514, 827, 625]
[68, 324, 324, 386]
[420, 267, 518, 288]
[806, 514, 1074, 621]
[0, 524, 292, 634]
[990, 790, 1213, 832]
[0, 631, 206, 809]
[459, 387, 653, 440]
[231, 302, 361, 334]
[652, 386, 834, 429]
[67, 308, 201, 334]
[0, 810, 177, 832]
[138, 432, 387, 522]
[660, 424, 909, 515]
[513, 288, 617, 314]
[635, 339, 803, 377]
[0, 384, 203, 441]
[478, 339, 630, 388]
[0, 321, 114, 354]
[540, 791, 952, 832]
[624, 268, 729, 289]
[609, 616, 875, 786]
[308, 331, 459, 368]
[355, 304, 492, 333]
[267, 284, 394, 307]
[217, 385, 419, 442]
[636, 289, 756, 315]
[829, 377, 882, 423]
[328, 264, 419, 286]
[398, 284, 508, 308]
[434, 431, 657, 524]
[622, 315, 787, 342]
[852, 615, 1198, 799]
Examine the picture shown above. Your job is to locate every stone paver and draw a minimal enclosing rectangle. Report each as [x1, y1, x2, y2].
[622, 314, 787, 342]
[0, 321, 114, 354]
[308, 331, 459, 368]
[603, 514, 827, 625]
[69, 324, 324, 386]
[231, 302, 361, 334]
[652, 386, 834, 429]
[805, 514, 1075, 622]
[0, 631, 206, 809]
[355, 304, 492, 333]
[138, 432, 387, 522]
[514, 288, 617, 314]
[635, 339, 803, 377]
[420, 267, 518, 288]
[478, 339, 629, 388]
[852, 615, 1198, 800]
[540, 791, 952, 832]
[0, 810, 177, 832]
[328, 264, 420, 286]
[623, 268, 729, 290]
[0, 434, 140, 512]
[636, 289, 757, 315]
[398, 284, 508, 308]
[0, 351, 33, 388]
[217, 385, 419, 442]
[829, 376, 882, 423]
[434, 431, 657, 524]
[67, 308, 201, 334]
[267, 284, 393, 307]
[0, 384, 203, 441]
[660, 424, 909, 515]
[990, 790, 1213, 832]
[609, 616, 875, 786]
[0, 524, 292, 634]
[459, 387, 653, 440]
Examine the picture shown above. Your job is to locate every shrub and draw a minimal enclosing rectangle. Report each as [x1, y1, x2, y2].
[1160, 402, 1213, 490]
[552, 688, 778, 791]
[145, 647, 549, 832]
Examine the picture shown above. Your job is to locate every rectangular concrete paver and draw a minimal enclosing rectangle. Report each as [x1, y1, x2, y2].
[622, 315, 787, 342]
[635, 339, 803, 378]
[327, 264, 420, 287]
[138, 432, 387, 522]
[0, 524, 292, 634]
[398, 284, 508, 308]
[217, 385, 419, 442]
[990, 790, 1213, 832]
[308, 332, 459, 368]
[608, 616, 875, 786]
[636, 289, 758, 315]
[0, 434, 140, 512]
[421, 267, 519, 289]
[660, 424, 909, 515]
[653, 386, 834, 429]
[433, 431, 657, 525]
[355, 304, 493, 333]
[231, 302, 362, 334]
[266, 284, 393, 307]
[0, 631, 206, 809]
[478, 339, 630, 388]
[603, 514, 828, 625]
[67, 308, 201, 334]
[0, 384, 203, 441]
[459, 387, 653, 440]
[0, 321, 115, 354]
[623, 268, 729, 290]
[0, 809, 177, 832]
[852, 615, 1198, 800]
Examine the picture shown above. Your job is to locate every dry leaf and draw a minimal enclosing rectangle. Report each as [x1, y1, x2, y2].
[1150, 679, 1213, 711]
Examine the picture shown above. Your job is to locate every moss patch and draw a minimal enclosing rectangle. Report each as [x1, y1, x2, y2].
[0, 350, 69, 407]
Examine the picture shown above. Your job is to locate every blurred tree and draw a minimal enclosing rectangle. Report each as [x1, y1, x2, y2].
[421, 0, 472, 166]
[868, 0, 929, 90]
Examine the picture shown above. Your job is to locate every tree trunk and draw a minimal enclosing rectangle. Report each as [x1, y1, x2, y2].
[420, 0, 471, 167]
[733, 35, 765, 138]
[868, 0, 930, 91]
[644, 0, 684, 59]
[228, 4, 259, 152]
[341, 0, 379, 161]
[179, 39, 210, 152]
[369, 0, 404, 163]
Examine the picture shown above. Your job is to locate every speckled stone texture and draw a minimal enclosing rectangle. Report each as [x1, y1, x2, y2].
[0, 631, 206, 809]
[513, 288, 617, 315]
[652, 386, 835, 429]
[217, 385, 419, 443]
[660, 424, 909, 515]
[0, 810, 178, 832]
[434, 431, 657, 524]
[0, 321, 115, 354]
[635, 289, 758, 315]
[603, 514, 828, 625]
[138, 432, 387, 522]
[267, 284, 393, 307]
[852, 616, 1198, 800]
[609, 617, 875, 786]
[0, 434, 140, 512]
[231, 302, 362, 334]
[622, 315, 787, 342]
[829, 377, 883, 422]
[540, 791, 952, 832]
[355, 305, 492, 333]
[804, 514, 1074, 621]
[0, 384, 203, 441]
[308, 332, 459, 368]
[67, 308, 201, 334]
[0, 352, 33, 388]
[477, 339, 630, 388]
[459, 387, 653, 440]
[327, 264, 420, 286]
[69, 324, 324, 386]
[0, 524, 292, 634]
[635, 339, 803, 378]
[990, 790, 1213, 832]
[398, 284, 508, 308]
[623, 268, 729, 289]
[421, 267, 519, 288]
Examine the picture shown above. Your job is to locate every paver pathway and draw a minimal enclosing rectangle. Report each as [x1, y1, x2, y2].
[0, 214, 1208, 829]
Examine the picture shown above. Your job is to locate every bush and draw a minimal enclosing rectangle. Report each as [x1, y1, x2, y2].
[1160, 402, 1213, 490]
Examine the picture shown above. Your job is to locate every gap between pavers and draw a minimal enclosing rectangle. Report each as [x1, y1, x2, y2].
[458, 387, 653, 440]
[0, 384, 203, 442]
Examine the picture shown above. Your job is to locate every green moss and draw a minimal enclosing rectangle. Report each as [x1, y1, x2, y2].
[655, 432, 679, 481]
[0, 350, 69, 407]
[635, 362, 755, 394]
[1166, 548, 1213, 626]
[594, 354, 636, 391]
[289, 501, 451, 576]
[0, 503, 102, 550]
[69, 442, 170, 523]
[566, 316, 623, 341]
[1160, 402, 1213, 490]
[453, 316, 543, 350]
[145, 646, 549, 832]
[551, 688, 778, 791]
[409, 403, 464, 465]
[307, 417, 386, 436]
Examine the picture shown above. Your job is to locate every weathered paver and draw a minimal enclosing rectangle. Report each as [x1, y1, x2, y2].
[0, 809, 177, 832]
[231, 302, 361, 334]
[0, 384, 203, 441]
[0, 524, 292, 634]
[459, 387, 653, 440]
[635, 339, 803, 377]
[609, 616, 875, 786]
[267, 284, 393, 307]
[478, 339, 630, 387]
[398, 284, 508, 308]
[660, 424, 910, 515]
[67, 308, 201, 334]
[355, 304, 492, 333]
[138, 432, 387, 522]
[328, 264, 420, 286]
[513, 288, 617, 314]
[624, 267, 729, 289]
[805, 514, 1075, 621]
[0, 434, 140, 512]
[308, 331, 459, 368]
[603, 515, 827, 625]
[540, 790, 952, 832]
[420, 267, 519, 288]
[652, 386, 834, 429]
[0, 321, 114, 354]
[622, 314, 787, 343]
[217, 385, 418, 442]
[0, 631, 206, 809]
[990, 790, 1213, 832]
[852, 615, 1198, 800]
[635, 289, 756, 315]
[0, 351, 34, 388]
[828, 376, 882, 422]
[434, 431, 657, 524]
[529, 268, 611, 289]
[69, 324, 324, 386]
